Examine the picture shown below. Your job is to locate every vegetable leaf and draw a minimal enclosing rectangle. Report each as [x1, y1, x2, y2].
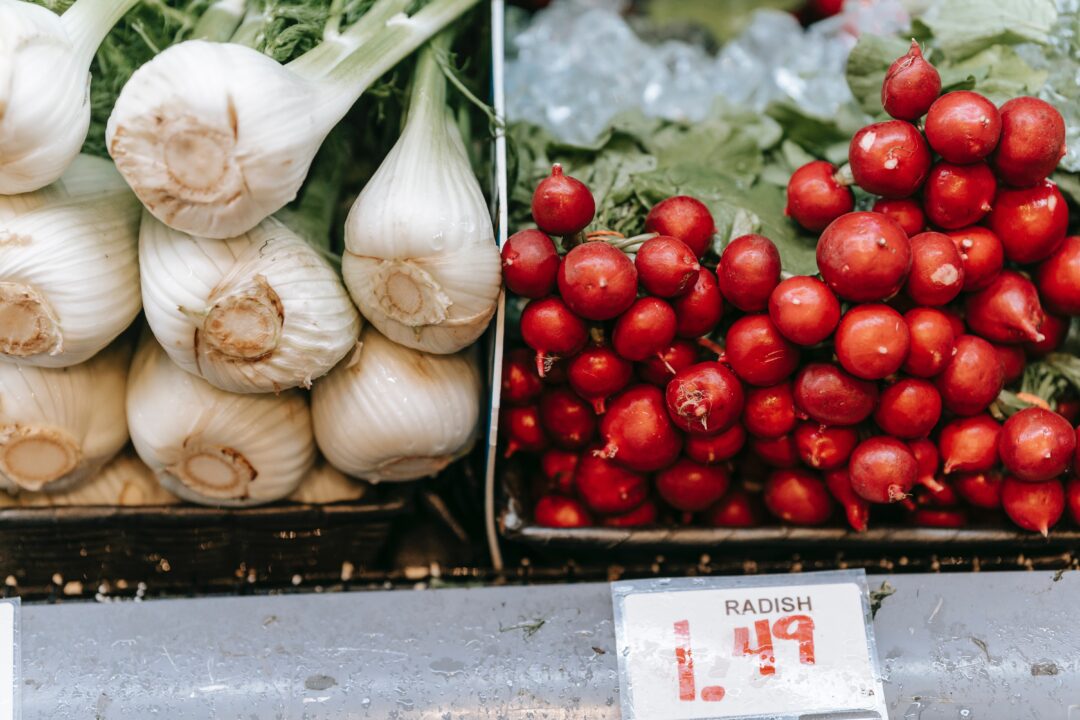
[919, 0, 1058, 59]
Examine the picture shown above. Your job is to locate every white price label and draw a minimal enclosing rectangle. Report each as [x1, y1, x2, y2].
[0, 600, 15, 720]
[612, 571, 886, 720]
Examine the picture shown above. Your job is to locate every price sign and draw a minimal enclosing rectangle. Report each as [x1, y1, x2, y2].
[0, 599, 17, 720]
[611, 570, 887, 720]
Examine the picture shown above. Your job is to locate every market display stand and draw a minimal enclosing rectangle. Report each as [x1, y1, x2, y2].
[19, 571, 1078, 718]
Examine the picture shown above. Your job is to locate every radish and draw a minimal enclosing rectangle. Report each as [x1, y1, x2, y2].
[993, 343, 1027, 384]
[793, 363, 878, 425]
[872, 198, 925, 236]
[706, 488, 761, 528]
[539, 387, 597, 450]
[902, 308, 956, 378]
[671, 268, 723, 338]
[574, 450, 648, 514]
[557, 241, 638, 321]
[613, 297, 677, 362]
[541, 361, 568, 386]
[817, 212, 912, 302]
[911, 508, 967, 528]
[501, 405, 548, 458]
[742, 382, 797, 439]
[909, 438, 944, 492]
[953, 470, 1004, 509]
[750, 434, 800, 468]
[881, 40, 941, 121]
[945, 226, 1004, 292]
[502, 229, 559, 298]
[656, 458, 731, 512]
[568, 345, 633, 414]
[905, 231, 966, 306]
[637, 340, 699, 386]
[1059, 400, 1080, 426]
[915, 477, 961, 508]
[665, 361, 744, 435]
[991, 97, 1067, 188]
[1066, 476, 1080, 525]
[502, 348, 543, 406]
[999, 407, 1076, 483]
[940, 414, 1001, 474]
[716, 234, 781, 312]
[768, 276, 841, 346]
[924, 91, 1001, 164]
[521, 296, 588, 377]
[725, 314, 800, 386]
[873, 378, 942, 439]
[541, 448, 579, 494]
[964, 271, 1046, 344]
[849, 120, 932, 198]
[597, 385, 682, 472]
[935, 335, 1005, 416]
[1025, 313, 1069, 358]
[922, 162, 995, 230]
[849, 436, 918, 503]
[644, 196, 716, 259]
[601, 499, 659, 527]
[764, 469, 833, 525]
[784, 161, 854, 232]
[824, 468, 871, 531]
[531, 164, 595, 236]
[986, 181, 1068, 264]
[834, 304, 910, 380]
[635, 235, 700, 298]
[534, 495, 593, 528]
[684, 425, 746, 464]
[1035, 236, 1080, 316]
[940, 307, 967, 338]
[794, 422, 859, 470]
[1001, 476, 1064, 535]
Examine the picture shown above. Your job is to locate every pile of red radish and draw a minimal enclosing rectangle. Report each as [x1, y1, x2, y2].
[501, 41, 1080, 536]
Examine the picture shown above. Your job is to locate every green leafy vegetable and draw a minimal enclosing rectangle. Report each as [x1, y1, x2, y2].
[919, 0, 1058, 59]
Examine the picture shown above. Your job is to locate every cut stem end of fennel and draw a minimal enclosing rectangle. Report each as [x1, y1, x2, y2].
[0, 282, 62, 358]
[0, 425, 82, 491]
[201, 277, 285, 361]
[166, 445, 256, 501]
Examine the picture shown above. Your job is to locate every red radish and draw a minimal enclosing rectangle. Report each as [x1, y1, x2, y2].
[940, 307, 967, 338]
[764, 469, 833, 525]
[999, 407, 1076, 483]
[965, 271, 1046, 345]
[909, 438, 943, 491]
[912, 508, 967, 528]
[1060, 400, 1080, 426]
[612, 297, 677, 362]
[685, 425, 746, 464]
[521, 297, 588, 377]
[534, 495, 592, 528]
[872, 197, 925, 236]
[992, 343, 1027, 384]
[540, 361, 568, 386]
[784, 161, 854, 232]
[672, 268, 723, 338]
[1001, 476, 1065, 535]
[991, 97, 1067, 188]
[940, 415, 1001, 474]
[531, 164, 595, 235]
[637, 340, 698, 386]
[922, 162, 995, 230]
[1035, 236, 1080, 316]
[849, 120, 932, 198]
[501, 405, 548, 457]
[750, 433, 800, 468]
[916, 477, 960, 507]
[881, 40, 941, 121]
[716, 234, 782, 312]
[502, 348, 543, 406]
[873, 378, 942, 438]
[824, 468, 870, 532]
[635, 235, 700, 298]
[794, 422, 858, 470]
[1025, 313, 1068, 357]
[557, 242, 637, 321]
[706, 488, 761, 528]
[905, 231, 965, 306]
[953, 470, 1004, 509]
[725, 315, 800, 386]
[568, 345, 633, 414]
[574, 450, 648, 514]
[817, 212, 912, 302]
[768, 276, 841, 346]
[501, 229, 559, 298]
[597, 385, 682, 472]
[665, 362, 744, 435]
[1066, 476, 1080, 525]
[924, 91, 1001, 164]
[539, 387, 596, 450]
[946, 226, 1003, 292]
[644, 196, 716, 259]
[541, 448, 579, 494]
[601, 499, 659, 527]
[849, 437, 918, 503]
[834, 304, 910, 380]
[656, 459, 731, 512]
[902, 308, 956, 378]
[986, 181, 1068, 264]
[935, 335, 1005, 416]
[793, 363, 878, 426]
[742, 383, 797, 439]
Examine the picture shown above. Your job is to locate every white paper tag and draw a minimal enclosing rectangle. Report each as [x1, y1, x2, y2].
[612, 570, 887, 720]
[0, 600, 16, 720]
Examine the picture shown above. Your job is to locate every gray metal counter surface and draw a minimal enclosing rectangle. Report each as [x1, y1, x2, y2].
[18, 571, 1080, 718]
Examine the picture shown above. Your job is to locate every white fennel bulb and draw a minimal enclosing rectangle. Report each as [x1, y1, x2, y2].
[106, 0, 480, 239]
[0, 451, 180, 508]
[127, 335, 315, 506]
[342, 40, 501, 355]
[0, 158, 141, 367]
[288, 460, 368, 504]
[0, 341, 130, 494]
[139, 213, 360, 393]
[312, 326, 482, 482]
[0, 0, 140, 193]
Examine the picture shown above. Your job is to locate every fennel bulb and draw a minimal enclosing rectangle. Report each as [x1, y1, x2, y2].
[312, 326, 482, 482]
[127, 335, 315, 506]
[0, 0, 140, 193]
[0, 341, 130, 493]
[288, 460, 368, 504]
[106, 0, 480, 239]
[0, 451, 180, 507]
[140, 213, 360, 393]
[0, 157, 141, 367]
